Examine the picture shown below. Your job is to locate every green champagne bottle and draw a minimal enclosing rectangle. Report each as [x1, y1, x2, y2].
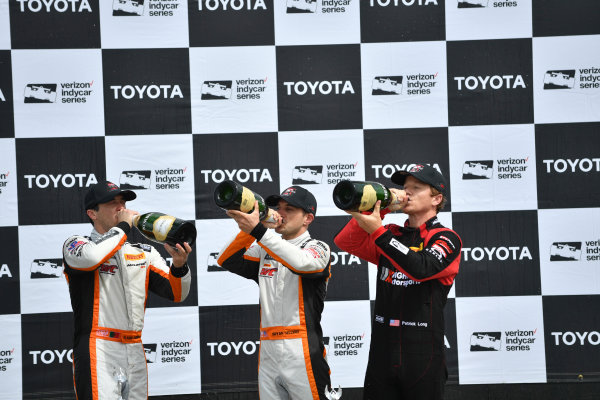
[132, 212, 196, 247]
[214, 180, 276, 222]
[332, 180, 400, 212]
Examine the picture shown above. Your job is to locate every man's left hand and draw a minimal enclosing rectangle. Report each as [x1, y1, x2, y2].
[165, 242, 193, 268]
[348, 200, 383, 235]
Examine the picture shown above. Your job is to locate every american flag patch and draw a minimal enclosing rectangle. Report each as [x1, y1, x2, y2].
[390, 319, 400, 327]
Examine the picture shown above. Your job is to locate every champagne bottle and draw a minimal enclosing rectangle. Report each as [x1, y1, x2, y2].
[214, 180, 277, 222]
[332, 180, 400, 212]
[132, 212, 196, 247]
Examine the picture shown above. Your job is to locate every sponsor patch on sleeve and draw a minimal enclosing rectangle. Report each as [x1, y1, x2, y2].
[66, 239, 86, 257]
[389, 238, 409, 255]
[305, 241, 328, 259]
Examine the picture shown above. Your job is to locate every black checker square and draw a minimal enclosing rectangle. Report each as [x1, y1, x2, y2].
[102, 48, 191, 135]
[276, 44, 362, 131]
[193, 132, 280, 220]
[444, 298, 458, 384]
[535, 122, 600, 210]
[360, 0, 445, 43]
[199, 304, 260, 391]
[189, 0, 274, 46]
[0, 51, 14, 137]
[21, 312, 74, 396]
[16, 137, 106, 225]
[533, 0, 600, 38]
[309, 215, 369, 302]
[447, 39, 534, 126]
[0, 226, 19, 315]
[542, 295, 600, 382]
[9, 0, 100, 49]
[452, 210, 541, 297]
[364, 127, 452, 211]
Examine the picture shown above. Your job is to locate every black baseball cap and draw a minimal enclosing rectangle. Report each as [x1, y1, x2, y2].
[84, 181, 136, 210]
[391, 164, 448, 196]
[266, 186, 317, 216]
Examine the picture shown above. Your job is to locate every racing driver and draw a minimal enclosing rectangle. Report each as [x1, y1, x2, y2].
[62, 181, 192, 399]
[217, 186, 332, 399]
[335, 164, 462, 400]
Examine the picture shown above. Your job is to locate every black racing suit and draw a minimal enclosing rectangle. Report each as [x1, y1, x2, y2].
[335, 211, 461, 400]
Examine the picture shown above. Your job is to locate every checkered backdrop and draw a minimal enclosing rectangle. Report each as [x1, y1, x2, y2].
[1, 0, 599, 398]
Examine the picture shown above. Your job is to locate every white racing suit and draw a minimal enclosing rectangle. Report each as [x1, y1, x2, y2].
[62, 221, 191, 400]
[218, 224, 332, 400]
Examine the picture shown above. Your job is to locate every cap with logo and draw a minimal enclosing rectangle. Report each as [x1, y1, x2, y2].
[266, 186, 317, 216]
[84, 181, 137, 210]
[391, 164, 448, 197]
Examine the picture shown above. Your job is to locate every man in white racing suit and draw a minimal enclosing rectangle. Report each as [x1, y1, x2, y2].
[62, 181, 192, 399]
[218, 186, 332, 400]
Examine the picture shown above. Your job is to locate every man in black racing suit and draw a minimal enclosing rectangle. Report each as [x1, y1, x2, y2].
[335, 164, 461, 400]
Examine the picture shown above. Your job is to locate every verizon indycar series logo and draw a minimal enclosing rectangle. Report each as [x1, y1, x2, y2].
[201, 81, 232, 100]
[0, 171, 9, 195]
[24, 81, 95, 104]
[119, 168, 187, 190]
[470, 329, 538, 352]
[120, 170, 151, 189]
[202, 78, 267, 101]
[292, 166, 323, 184]
[144, 340, 193, 363]
[30, 259, 63, 279]
[113, 0, 182, 16]
[462, 161, 493, 179]
[0, 348, 15, 372]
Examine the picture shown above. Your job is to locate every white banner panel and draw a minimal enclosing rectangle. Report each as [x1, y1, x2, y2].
[190, 46, 278, 134]
[321, 300, 371, 389]
[533, 35, 600, 124]
[12, 49, 105, 138]
[361, 41, 448, 129]
[449, 124, 537, 212]
[143, 306, 201, 396]
[456, 296, 547, 384]
[196, 218, 260, 306]
[0, 139, 17, 227]
[0, 314, 22, 400]
[277, 129, 365, 217]
[538, 208, 600, 295]
[105, 134, 196, 220]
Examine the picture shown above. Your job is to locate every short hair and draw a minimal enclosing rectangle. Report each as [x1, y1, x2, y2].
[430, 187, 447, 213]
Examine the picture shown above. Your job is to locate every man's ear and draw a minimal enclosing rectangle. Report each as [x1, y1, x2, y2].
[431, 194, 442, 207]
[304, 212, 315, 226]
[87, 209, 97, 221]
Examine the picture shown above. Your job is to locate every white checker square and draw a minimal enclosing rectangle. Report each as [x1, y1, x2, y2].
[361, 41, 448, 130]
[0, 139, 17, 227]
[12, 49, 105, 138]
[190, 46, 278, 134]
[449, 124, 537, 212]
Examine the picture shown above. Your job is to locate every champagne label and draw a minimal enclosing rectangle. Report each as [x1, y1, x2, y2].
[359, 185, 377, 211]
[240, 187, 256, 213]
[152, 215, 176, 242]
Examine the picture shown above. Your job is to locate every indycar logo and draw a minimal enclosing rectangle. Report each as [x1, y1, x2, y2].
[144, 344, 158, 363]
[113, 0, 145, 15]
[24, 84, 57, 103]
[462, 160, 493, 179]
[543, 70, 576, 90]
[292, 166, 323, 184]
[371, 76, 403, 95]
[549, 242, 582, 261]
[287, 0, 317, 13]
[120, 170, 151, 189]
[458, 0, 488, 7]
[470, 332, 501, 351]
[30, 259, 63, 279]
[207, 252, 224, 272]
[201, 81, 233, 100]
